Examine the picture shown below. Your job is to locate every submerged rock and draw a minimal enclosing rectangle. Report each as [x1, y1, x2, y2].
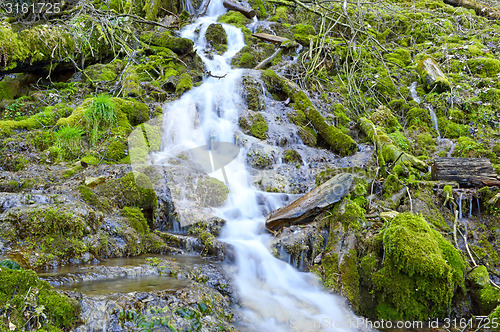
[265, 173, 355, 231]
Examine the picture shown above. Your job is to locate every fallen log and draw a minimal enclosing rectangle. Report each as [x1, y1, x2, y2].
[359, 117, 428, 172]
[223, 0, 256, 18]
[431, 157, 500, 187]
[443, 0, 500, 20]
[265, 173, 354, 231]
[252, 33, 289, 44]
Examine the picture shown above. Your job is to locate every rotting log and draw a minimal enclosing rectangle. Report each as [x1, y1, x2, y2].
[359, 117, 428, 172]
[252, 33, 289, 44]
[223, 0, 256, 18]
[431, 157, 500, 187]
[443, 0, 500, 20]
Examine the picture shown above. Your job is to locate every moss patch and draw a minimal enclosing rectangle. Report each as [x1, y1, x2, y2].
[372, 213, 465, 320]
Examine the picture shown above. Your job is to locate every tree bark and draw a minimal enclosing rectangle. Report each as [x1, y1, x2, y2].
[443, 0, 500, 20]
[222, 0, 256, 18]
[431, 157, 500, 187]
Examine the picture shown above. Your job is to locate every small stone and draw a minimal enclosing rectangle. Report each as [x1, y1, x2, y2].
[84, 176, 106, 188]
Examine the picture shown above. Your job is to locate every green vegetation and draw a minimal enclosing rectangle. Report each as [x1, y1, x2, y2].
[54, 126, 83, 160]
[372, 213, 465, 320]
[0, 268, 79, 331]
[84, 94, 117, 146]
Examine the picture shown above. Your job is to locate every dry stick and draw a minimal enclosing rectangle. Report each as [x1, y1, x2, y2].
[457, 228, 477, 267]
[254, 48, 282, 70]
[453, 209, 459, 248]
[197, 0, 211, 17]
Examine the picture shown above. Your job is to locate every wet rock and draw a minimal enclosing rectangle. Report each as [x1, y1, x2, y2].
[205, 24, 228, 54]
[417, 57, 451, 92]
[272, 224, 327, 271]
[266, 173, 355, 231]
[84, 176, 106, 188]
[246, 143, 277, 169]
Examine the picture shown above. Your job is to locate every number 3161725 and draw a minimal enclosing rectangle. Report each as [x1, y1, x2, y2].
[4, 2, 61, 15]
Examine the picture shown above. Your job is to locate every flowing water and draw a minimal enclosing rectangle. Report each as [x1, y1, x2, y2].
[152, 1, 359, 331]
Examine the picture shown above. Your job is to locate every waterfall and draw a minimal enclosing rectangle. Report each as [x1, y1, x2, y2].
[146, 1, 358, 330]
[409, 82, 440, 138]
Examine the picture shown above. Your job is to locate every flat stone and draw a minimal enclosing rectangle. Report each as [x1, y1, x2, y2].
[252, 33, 289, 45]
[84, 176, 106, 188]
[265, 173, 354, 231]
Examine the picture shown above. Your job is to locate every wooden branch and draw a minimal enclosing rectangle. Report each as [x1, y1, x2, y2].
[207, 71, 227, 79]
[252, 33, 289, 44]
[223, 0, 256, 18]
[197, 0, 211, 17]
[443, 0, 500, 20]
[254, 48, 281, 70]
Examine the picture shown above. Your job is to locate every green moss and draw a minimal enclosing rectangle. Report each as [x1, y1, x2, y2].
[205, 24, 228, 54]
[384, 48, 411, 67]
[294, 91, 357, 156]
[468, 265, 500, 314]
[271, 6, 288, 22]
[122, 206, 150, 236]
[372, 213, 465, 320]
[77, 185, 110, 211]
[122, 67, 142, 97]
[249, 113, 268, 139]
[369, 105, 401, 132]
[218, 11, 251, 28]
[141, 32, 194, 54]
[490, 305, 500, 331]
[196, 176, 229, 207]
[384, 174, 402, 198]
[338, 199, 366, 229]
[0, 109, 59, 136]
[176, 73, 193, 94]
[291, 24, 316, 45]
[0, 269, 79, 330]
[3, 204, 102, 267]
[284, 149, 302, 163]
[247, 0, 266, 18]
[340, 249, 361, 311]
[85, 61, 122, 82]
[81, 155, 99, 166]
[468, 57, 500, 78]
[113, 98, 149, 126]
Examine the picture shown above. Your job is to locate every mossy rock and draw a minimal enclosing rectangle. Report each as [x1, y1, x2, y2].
[467, 265, 500, 315]
[97, 171, 158, 219]
[113, 98, 149, 126]
[2, 202, 103, 267]
[218, 11, 251, 28]
[232, 46, 259, 68]
[122, 206, 150, 236]
[85, 61, 123, 82]
[249, 113, 268, 140]
[468, 57, 500, 78]
[141, 31, 194, 54]
[369, 105, 401, 133]
[284, 148, 302, 163]
[176, 73, 193, 94]
[291, 24, 316, 46]
[196, 176, 229, 207]
[0, 268, 79, 330]
[205, 24, 228, 54]
[372, 212, 465, 321]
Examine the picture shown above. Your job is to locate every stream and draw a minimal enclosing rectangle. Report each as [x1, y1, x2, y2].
[153, 1, 358, 330]
[45, 1, 360, 330]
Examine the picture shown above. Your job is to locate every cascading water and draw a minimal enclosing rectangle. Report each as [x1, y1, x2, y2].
[154, 1, 360, 330]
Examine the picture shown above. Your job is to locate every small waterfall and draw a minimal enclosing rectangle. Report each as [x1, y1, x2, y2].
[151, 0, 357, 330]
[409, 82, 421, 104]
[410, 82, 440, 138]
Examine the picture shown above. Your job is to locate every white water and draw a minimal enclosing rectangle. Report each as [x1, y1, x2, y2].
[156, 2, 359, 331]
